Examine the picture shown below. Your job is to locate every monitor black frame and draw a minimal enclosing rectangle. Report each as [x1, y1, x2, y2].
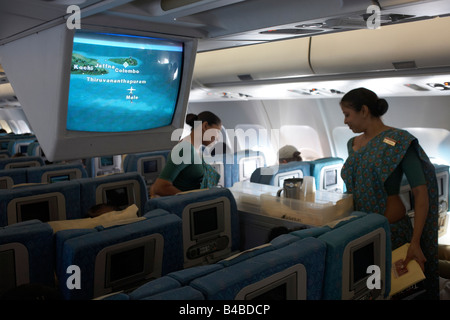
[235, 264, 307, 300]
[93, 234, 163, 298]
[7, 192, 66, 225]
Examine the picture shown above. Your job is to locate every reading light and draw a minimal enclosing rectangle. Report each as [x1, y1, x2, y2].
[427, 83, 450, 90]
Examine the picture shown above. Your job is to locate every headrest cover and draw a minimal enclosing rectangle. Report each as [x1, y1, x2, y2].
[48, 204, 140, 233]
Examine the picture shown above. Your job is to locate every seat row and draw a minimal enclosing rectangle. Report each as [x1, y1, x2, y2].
[102, 211, 392, 300]
[0, 161, 88, 188]
[0, 208, 184, 300]
[0, 171, 148, 226]
[0, 188, 239, 300]
[0, 184, 392, 300]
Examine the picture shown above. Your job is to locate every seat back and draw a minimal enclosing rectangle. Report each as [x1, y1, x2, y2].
[0, 220, 54, 297]
[85, 155, 123, 177]
[250, 161, 311, 187]
[0, 156, 45, 170]
[145, 188, 240, 268]
[316, 213, 392, 300]
[307, 157, 345, 192]
[123, 150, 170, 186]
[224, 150, 265, 187]
[78, 172, 148, 217]
[0, 181, 82, 226]
[7, 138, 36, 157]
[26, 162, 88, 183]
[56, 210, 183, 300]
[0, 168, 28, 188]
[190, 237, 326, 300]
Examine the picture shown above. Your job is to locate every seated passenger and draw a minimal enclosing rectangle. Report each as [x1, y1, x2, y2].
[150, 111, 222, 197]
[278, 145, 302, 164]
[87, 204, 120, 218]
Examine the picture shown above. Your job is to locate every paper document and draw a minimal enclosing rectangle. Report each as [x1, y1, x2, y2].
[390, 243, 425, 296]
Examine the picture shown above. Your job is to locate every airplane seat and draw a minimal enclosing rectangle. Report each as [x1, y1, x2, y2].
[0, 219, 55, 297]
[123, 150, 170, 186]
[189, 237, 327, 300]
[0, 167, 28, 188]
[26, 141, 41, 157]
[315, 212, 392, 300]
[56, 209, 183, 300]
[111, 262, 223, 300]
[306, 157, 345, 191]
[102, 274, 206, 300]
[85, 155, 123, 177]
[0, 180, 82, 227]
[145, 188, 240, 268]
[26, 162, 88, 184]
[250, 161, 311, 187]
[78, 172, 148, 218]
[221, 150, 266, 187]
[125, 274, 183, 300]
[0, 156, 45, 170]
[0, 150, 9, 159]
[7, 138, 36, 157]
[143, 286, 205, 300]
[116, 234, 306, 300]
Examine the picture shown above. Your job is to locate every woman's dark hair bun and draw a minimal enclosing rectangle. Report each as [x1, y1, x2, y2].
[185, 111, 222, 128]
[340, 87, 389, 118]
[376, 98, 389, 117]
[185, 113, 199, 128]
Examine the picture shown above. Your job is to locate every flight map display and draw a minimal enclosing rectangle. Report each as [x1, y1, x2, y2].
[66, 31, 183, 133]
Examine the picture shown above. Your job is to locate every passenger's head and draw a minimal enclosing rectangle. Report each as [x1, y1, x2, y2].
[87, 203, 119, 218]
[186, 111, 222, 146]
[340, 87, 388, 133]
[278, 145, 302, 163]
[12, 152, 26, 158]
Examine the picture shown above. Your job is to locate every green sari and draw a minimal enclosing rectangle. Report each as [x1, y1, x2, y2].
[341, 128, 439, 299]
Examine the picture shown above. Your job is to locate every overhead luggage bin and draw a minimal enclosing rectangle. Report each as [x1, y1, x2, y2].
[193, 37, 313, 84]
[310, 16, 450, 75]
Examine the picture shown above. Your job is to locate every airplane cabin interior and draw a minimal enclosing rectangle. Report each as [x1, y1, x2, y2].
[0, 0, 449, 303]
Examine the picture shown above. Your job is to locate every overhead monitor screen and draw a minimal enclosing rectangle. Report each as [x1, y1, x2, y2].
[67, 31, 184, 133]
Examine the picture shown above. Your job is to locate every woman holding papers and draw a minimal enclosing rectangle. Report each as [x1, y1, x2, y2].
[339, 87, 439, 299]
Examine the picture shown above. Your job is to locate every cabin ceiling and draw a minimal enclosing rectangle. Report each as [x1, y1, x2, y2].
[1, 0, 450, 50]
[1, 0, 450, 103]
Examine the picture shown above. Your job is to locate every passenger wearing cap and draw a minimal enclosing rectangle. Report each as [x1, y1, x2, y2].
[278, 145, 302, 164]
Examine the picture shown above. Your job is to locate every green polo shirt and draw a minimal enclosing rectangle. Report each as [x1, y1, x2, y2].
[159, 140, 204, 191]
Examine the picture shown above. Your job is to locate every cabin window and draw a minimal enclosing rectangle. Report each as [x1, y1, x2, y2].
[280, 125, 323, 161]
[403, 127, 450, 165]
[17, 120, 31, 134]
[234, 124, 276, 165]
[0, 120, 11, 133]
[332, 126, 358, 160]
[8, 120, 20, 134]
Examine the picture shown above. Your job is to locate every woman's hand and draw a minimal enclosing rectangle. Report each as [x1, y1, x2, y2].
[403, 241, 426, 272]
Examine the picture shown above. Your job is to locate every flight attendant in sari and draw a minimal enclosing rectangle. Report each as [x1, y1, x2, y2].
[340, 87, 439, 299]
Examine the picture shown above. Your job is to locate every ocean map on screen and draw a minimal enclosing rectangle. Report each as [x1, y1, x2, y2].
[67, 31, 183, 132]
